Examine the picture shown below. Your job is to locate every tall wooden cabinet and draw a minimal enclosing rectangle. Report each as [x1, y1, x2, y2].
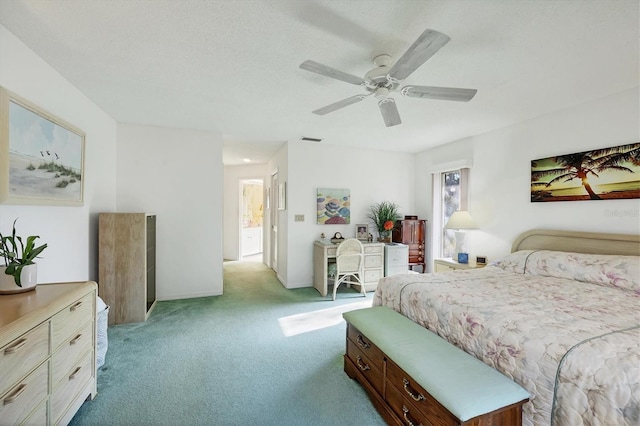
[99, 213, 157, 325]
[392, 217, 426, 272]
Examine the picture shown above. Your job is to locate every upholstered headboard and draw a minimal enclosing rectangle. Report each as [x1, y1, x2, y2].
[511, 229, 640, 256]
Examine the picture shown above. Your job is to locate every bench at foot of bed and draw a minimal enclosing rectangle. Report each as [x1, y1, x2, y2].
[343, 306, 530, 426]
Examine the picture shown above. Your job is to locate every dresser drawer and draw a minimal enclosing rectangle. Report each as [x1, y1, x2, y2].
[346, 339, 384, 395]
[386, 359, 458, 425]
[51, 292, 94, 351]
[364, 254, 383, 268]
[364, 245, 383, 254]
[22, 400, 48, 426]
[51, 321, 93, 387]
[0, 360, 49, 426]
[0, 321, 50, 396]
[51, 350, 93, 423]
[363, 269, 382, 284]
[435, 263, 455, 273]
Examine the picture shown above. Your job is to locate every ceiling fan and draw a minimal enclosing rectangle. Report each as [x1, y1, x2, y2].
[299, 29, 477, 127]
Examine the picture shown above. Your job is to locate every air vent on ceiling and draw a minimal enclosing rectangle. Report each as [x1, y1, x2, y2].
[300, 136, 323, 142]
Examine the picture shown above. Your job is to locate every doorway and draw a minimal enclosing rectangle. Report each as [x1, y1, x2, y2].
[240, 179, 264, 262]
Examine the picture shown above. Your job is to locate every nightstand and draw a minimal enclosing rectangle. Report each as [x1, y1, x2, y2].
[433, 258, 485, 272]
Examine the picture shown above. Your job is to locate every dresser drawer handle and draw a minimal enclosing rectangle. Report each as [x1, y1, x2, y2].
[356, 356, 370, 372]
[69, 333, 83, 345]
[3, 384, 27, 405]
[402, 405, 423, 426]
[70, 301, 83, 311]
[402, 378, 425, 401]
[69, 366, 82, 380]
[4, 338, 28, 354]
[356, 335, 370, 349]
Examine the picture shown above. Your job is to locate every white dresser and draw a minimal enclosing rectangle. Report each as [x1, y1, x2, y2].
[384, 243, 409, 276]
[313, 241, 385, 296]
[0, 281, 97, 425]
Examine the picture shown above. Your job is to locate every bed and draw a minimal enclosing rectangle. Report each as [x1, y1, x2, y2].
[373, 229, 640, 426]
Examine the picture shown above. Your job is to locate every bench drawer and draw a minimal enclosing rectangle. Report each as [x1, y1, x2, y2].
[386, 358, 458, 426]
[346, 338, 384, 395]
[346, 324, 385, 369]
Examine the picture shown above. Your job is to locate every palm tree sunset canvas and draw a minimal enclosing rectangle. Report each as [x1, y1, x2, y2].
[531, 142, 640, 202]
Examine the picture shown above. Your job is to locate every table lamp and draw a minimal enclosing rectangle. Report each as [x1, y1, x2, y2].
[444, 210, 477, 262]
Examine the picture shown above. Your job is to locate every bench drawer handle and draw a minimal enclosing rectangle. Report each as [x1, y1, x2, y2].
[356, 356, 370, 372]
[403, 378, 425, 401]
[70, 301, 83, 311]
[402, 405, 423, 426]
[356, 335, 370, 349]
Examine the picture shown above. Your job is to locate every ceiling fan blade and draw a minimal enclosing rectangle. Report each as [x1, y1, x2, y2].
[378, 98, 402, 127]
[312, 94, 370, 115]
[401, 85, 478, 102]
[387, 29, 450, 83]
[300, 60, 365, 86]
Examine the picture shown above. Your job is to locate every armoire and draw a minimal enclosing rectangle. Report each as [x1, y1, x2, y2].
[392, 216, 426, 273]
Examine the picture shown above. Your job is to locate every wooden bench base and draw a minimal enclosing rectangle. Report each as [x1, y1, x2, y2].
[343, 308, 529, 426]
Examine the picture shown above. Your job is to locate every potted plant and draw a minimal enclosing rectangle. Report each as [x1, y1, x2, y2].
[367, 201, 401, 243]
[0, 219, 47, 294]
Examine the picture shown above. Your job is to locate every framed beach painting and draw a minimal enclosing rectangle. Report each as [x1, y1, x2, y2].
[531, 142, 640, 202]
[317, 188, 350, 224]
[0, 87, 85, 206]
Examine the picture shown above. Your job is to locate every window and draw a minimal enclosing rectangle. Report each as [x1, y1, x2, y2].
[433, 168, 469, 258]
[442, 170, 461, 258]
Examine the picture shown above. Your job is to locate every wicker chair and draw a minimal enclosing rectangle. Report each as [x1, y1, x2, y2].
[332, 238, 366, 301]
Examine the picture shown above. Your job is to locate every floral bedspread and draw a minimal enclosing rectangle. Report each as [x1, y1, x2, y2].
[373, 250, 640, 426]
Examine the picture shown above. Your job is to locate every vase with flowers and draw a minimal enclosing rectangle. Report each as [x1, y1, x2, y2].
[367, 201, 400, 243]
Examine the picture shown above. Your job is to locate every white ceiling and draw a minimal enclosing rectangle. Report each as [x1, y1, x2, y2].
[1, 0, 638, 165]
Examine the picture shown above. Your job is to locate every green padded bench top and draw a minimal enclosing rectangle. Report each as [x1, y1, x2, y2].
[343, 306, 530, 422]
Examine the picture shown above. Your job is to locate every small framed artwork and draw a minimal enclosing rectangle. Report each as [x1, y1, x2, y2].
[317, 188, 351, 224]
[0, 87, 85, 206]
[355, 224, 368, 241]
[277, 182, 286, 210]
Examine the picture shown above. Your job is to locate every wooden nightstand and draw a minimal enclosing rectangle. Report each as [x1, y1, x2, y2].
[433, 258, 485, 272]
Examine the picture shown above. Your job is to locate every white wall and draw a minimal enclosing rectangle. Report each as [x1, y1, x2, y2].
[116, 124, 223, 300]
[416, 88, 640, 268]
[223, 164, 268, 261]
[0, 25, 117, 283]
[285, 141, 416, 288]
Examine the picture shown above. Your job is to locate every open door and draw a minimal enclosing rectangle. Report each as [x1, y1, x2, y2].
[240, 179, 264, 262]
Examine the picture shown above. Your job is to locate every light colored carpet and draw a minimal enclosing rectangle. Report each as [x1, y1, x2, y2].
[70, 261, 385, 426]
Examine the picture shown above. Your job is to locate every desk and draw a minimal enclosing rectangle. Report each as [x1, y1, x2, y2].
[313, 240, 385, 297]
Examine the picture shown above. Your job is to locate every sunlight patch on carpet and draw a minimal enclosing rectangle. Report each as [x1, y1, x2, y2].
[278, 299, 372, 337]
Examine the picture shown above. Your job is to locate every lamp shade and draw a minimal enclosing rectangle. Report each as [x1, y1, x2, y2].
[444, 210, 477, 230]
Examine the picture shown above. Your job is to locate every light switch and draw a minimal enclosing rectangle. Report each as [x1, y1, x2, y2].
[295, 214, 304, 222]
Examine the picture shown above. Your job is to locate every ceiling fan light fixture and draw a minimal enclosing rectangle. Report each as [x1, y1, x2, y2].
[374, 87, 390, 99]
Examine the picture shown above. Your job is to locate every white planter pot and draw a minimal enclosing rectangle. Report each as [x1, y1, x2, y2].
[0, 264, 38, 294]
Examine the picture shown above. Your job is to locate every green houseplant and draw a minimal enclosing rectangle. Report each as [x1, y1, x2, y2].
[367, 201, 401, 242]
[0, 219, 47, 292]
